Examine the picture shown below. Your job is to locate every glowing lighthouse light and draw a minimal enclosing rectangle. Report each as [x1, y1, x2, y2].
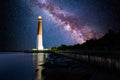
[37, 16, 44, 50]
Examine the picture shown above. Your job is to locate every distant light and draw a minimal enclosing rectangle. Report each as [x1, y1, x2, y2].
[44, 48, 49, 50]
[32, 48, 37, 51]
[38, 16, 42, 20]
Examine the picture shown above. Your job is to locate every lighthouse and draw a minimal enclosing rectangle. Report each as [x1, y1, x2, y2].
[35, 16, 44, 80]
[37, 16, 44, 50]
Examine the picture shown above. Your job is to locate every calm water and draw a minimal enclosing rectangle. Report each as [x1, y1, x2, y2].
[0, 52, 35, 80]
[1, 52, 120, 80]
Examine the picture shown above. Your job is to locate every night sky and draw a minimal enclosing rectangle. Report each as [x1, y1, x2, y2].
[0, 0, 120, 50]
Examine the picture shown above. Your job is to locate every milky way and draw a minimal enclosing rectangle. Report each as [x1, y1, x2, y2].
[30, 0, 102, 44]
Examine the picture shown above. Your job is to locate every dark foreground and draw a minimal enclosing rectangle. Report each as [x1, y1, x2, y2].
[41, 53, 120, 80]
[42, 63, 91, 80]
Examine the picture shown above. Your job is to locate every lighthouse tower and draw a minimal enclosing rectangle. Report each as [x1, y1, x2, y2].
[34, 16, 44, 80]
[37, 16, 44, 50]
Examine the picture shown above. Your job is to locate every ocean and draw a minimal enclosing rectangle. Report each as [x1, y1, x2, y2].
[0, 52, 35, 80]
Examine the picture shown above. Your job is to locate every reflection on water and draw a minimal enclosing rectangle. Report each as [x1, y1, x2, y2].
[0, 52, 48, 80]
[33, 53, 48, 80]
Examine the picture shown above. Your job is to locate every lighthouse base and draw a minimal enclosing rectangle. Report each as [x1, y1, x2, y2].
[37, 46, 43, 50]
[37, 35, 44, 50]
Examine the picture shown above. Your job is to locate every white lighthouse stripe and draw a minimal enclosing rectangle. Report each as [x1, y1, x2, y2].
[37, 35, 43, 50]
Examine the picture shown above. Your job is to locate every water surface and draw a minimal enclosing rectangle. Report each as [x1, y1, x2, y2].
[0, 52, 35, 80]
